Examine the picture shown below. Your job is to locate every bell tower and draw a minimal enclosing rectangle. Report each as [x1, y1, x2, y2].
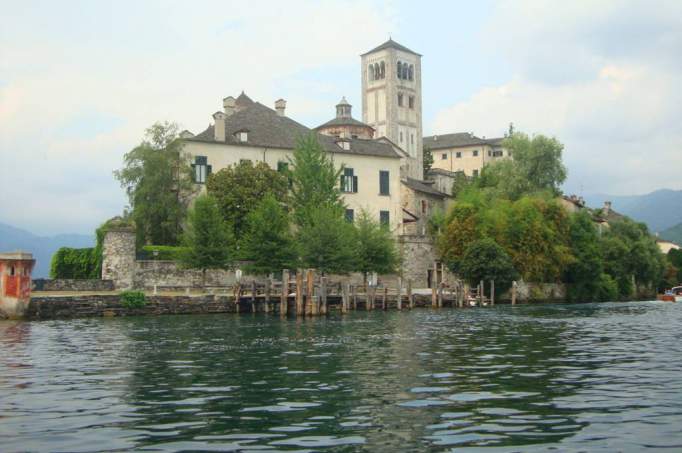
[361, 39, 423, 179]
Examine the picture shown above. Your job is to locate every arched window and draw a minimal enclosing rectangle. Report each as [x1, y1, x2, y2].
[397, 61, 402, 79]
[380, 61, 385, 79]
[402, 64, 408, 80]
[374, 64, 380, 80]
[409, 65, 414, 81]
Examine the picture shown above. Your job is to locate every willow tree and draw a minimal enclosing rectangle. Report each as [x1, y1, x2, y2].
[115, 122, 193, 246]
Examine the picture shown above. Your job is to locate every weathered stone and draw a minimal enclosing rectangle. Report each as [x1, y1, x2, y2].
[32, 279, 115, 292]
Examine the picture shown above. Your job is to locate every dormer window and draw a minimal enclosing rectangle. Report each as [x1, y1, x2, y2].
[336, 139, 351, 151]
[234, 129, 249, 142]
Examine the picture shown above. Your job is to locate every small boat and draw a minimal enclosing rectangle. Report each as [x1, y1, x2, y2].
[657, 286, 682, 302]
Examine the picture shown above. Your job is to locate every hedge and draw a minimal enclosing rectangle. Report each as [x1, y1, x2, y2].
[139, 245, 187, 261]
[50, 247, 98, 279]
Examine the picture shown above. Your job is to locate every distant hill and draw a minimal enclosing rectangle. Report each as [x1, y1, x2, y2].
[583, 189, 682, 233]
[0, 223, 94, 278]
[660, 223, 682, 246]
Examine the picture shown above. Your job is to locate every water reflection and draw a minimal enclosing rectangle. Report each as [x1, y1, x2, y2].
[1, 302, 682, 451]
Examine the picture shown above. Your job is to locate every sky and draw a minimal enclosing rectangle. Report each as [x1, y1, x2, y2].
[1, 0, 681, 235]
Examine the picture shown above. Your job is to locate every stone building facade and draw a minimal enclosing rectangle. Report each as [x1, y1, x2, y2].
[424, 132, 508, 177]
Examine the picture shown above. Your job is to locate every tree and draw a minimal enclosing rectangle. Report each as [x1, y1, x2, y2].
[289, 133, 344, 225]
[423, 148, 434, 175]
[207, 160, 289, 239]
[115, 121, 193, 247]
[459, 238, 518, 295]
[437, 202, 480, 274]
[296, 204, 357, 274]
[240, 194, 297, 275]
[668, 248, 682, 283]
[180, 195, 234, 283]
[478, 132, 567, 200]
[450, 171, 470, 198]
[354, 210, 400, 280]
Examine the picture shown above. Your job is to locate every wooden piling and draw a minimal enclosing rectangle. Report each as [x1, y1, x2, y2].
[320, 277, 328, 315]
[407, 279, 413, 309]
[295, 270, 304, 315]
[437, 283, 443, 308]
[397, 278, 403, 310]
[307, 269, 316, 316]
[382, 286, 388, 310]
[280, 270, 289, 317]
[264, 278, 271, 313]
[432, 262, 438, 308]
[490, 280, 495, 306]
[342, 282, 350, 313]
[511, 280, 517, 305]
[479, 280, 484, 305]
[251, 280, 257, 313]
[352, 285, 358, 310]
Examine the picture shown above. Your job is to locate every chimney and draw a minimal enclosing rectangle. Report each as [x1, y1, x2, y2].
[603, 201, 612, 214]
[223, 96, 236, 116]
[213, 111, 226, 142]
[275, 99, 286, 117]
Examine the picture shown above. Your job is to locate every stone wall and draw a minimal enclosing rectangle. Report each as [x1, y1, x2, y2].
[27, 294, 238, 319]
[133, 260, 236, 289]
[102, 227, 136, 289]
[397, 234, 451, 288]
[32, 279, 115, 292]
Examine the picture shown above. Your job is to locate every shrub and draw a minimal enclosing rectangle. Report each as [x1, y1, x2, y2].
[50, 247, 98, 279]
[140, 245, 188, 261]
[120, 290, 146, 309]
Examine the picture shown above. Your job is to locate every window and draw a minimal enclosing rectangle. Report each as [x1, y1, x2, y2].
[236, 131, 248, 142]
[421, 199, 427, 214]
[473, 150, 479, 157]
[473, 169, 479, 177]
[493, 150, 504, 157]
[456, 152, 462, 158]
[341, 168, 358, 193]
[10, 266, 15, 276]
[398, 93, 403, 107]
[192, 156, 211, 184]
[408, 96, 414, 109]
[379, 170, 390, 195]
[345, 209, 355, 223]
[402, 64, 409, 79]
[409, 64, 414, 81]
[380, 210, 390, 227]
[380, 61, 385, 78]
[441, 153, 447, 160]
[399, 131, 403, 142]
[397, 61, 402, 79]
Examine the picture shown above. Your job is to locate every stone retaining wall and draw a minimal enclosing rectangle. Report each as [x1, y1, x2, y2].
[32, 279, 115, 292]
[27, 294, 238, 319]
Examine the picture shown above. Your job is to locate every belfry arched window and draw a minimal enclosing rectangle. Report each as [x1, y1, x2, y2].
[402, 64, 409, 80]
[409, 65, 414, 81]
[374, 64, 380, 80]
[397, 61, 402, 79]
[380, 61, 385, 79]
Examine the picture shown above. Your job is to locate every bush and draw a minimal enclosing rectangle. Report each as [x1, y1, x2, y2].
[120, 291, 146, 309]
[140, 245, 188, 261]
[50, 247, 98, 279]
[459, 238, 518, 295]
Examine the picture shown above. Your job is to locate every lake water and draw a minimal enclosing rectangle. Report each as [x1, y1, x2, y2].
[2, 302, 682, 452]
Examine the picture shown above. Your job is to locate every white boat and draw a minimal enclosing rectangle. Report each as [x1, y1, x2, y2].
[657, 286, 682, 302]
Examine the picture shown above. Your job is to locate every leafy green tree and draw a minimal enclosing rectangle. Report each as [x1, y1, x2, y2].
[115, 122, 193, 247]
[296, 204, 356, 274]
[353, 210, 400, 280]
[459, 238, 518, 295]
[437, 202, 480, 273]
[477, 132, 567, 200]
[423, 148, 434, 175]
[668, 248, 682, 283]
[207, 160, 289, 239]
[289, 133, 344, 225]
[450, 171, 471, 198]
[180, 195, 234, 283]
[240, 194, 297, 275]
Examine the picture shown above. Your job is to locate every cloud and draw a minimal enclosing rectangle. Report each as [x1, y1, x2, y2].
[0, 0, 396, 234]
[431, 0, 682, 195]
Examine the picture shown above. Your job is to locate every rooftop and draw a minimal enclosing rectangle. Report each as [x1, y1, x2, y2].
[187, 94, 399, 159]
[403, 177, 449, 198]
[423, 132, 505, 150]
[361, 39, 421, 57]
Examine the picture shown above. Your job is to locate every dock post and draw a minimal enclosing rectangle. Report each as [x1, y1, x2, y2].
[342, 282, 350, 313]
[407, 279, 413, 309]
[296, 270, 304, 316]
[264, 278, 271, 313]
[307, 269, 316, 316]
[490, 280, 495, 306]
[437, 282, 443, 308]
[511, 280, 517, 305]
[397, 278, 403, 310]
[432, 262, 438, 308]
[382, 286, 388, 310]
[251, 280, 257, 313]
[352, 285, 358, 310]
[281, 270, 289, 317]
[320, 276, 328, 315]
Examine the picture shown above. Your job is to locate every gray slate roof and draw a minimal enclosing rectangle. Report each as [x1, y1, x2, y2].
[403, 177, 449, 198]
[315, 116, 374, 130]
[187, 99, 400, 159]
[362, 39, 421, 56]
[423, 132, 505, 151]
